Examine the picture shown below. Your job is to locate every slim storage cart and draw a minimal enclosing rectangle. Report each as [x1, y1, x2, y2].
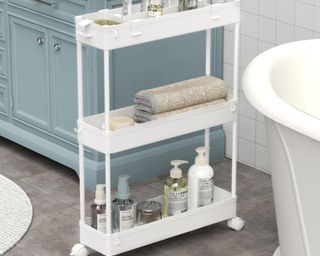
[72, 0, 244, 255]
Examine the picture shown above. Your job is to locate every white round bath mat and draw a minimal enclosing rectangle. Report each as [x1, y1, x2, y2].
[0, 175, 33, 254]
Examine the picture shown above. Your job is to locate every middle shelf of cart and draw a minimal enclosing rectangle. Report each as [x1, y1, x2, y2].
[77, 96, 237, 154]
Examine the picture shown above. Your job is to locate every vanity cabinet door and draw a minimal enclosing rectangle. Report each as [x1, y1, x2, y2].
[49, 30, 78, 143]
[10, 17, 50, 130]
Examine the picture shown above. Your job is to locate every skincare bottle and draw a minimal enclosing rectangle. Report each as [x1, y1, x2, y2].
[91, 184, 107, 233]
[188, 147, 214, 210]
[163, 160, 188, 217]
[179, 0, 198, 11]
[141, 0, 147, 12]
[122, 0, 132, 16]
[147, 0, 163, 17]
[112, 175, 135, 232]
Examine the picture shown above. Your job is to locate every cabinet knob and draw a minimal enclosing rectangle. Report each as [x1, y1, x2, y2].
[37, 37, 45, 45]
[54, 43, 61, 52]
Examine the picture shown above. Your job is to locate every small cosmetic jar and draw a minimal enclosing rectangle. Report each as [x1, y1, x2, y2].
[137, 200, 162, 225]
[109, 116, 135, 131]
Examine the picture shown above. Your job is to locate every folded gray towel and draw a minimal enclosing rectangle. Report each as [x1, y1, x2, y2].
[134, 76, 227, 114]
[134, 99, 226, 123]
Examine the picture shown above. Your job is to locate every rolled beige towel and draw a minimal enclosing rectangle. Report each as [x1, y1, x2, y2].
[134, 76, 227, 114]
[134, 98, 226, 123]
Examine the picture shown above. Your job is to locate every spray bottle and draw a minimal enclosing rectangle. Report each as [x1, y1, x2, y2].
[91, 184, 106, 233]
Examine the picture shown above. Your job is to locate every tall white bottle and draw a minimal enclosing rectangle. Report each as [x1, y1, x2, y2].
[188, 146, 214, 210]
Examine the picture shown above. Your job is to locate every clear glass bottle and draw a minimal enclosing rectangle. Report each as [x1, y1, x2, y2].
[163, 160, 188, 217]
[179, 0, 198, 11]
[141, 0, 147, 12]
[122, 0, 132, 16]
[112, 175, 135, 232]
[147, 0, 163, 17]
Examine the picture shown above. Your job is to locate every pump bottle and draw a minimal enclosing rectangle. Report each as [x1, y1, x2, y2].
[163, 160, 188, 217]
[188, 147, 214, 210]
[112, 175, 135, 232]
[91, 184, 107, 233]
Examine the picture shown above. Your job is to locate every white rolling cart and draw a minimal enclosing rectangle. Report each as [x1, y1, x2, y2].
[72, 1, 244, 255]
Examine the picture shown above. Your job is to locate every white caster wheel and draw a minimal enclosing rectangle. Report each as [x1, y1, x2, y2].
[273, 246, 281, 256]
[227, 217, 245, 231]
[70, 243, 89, 256]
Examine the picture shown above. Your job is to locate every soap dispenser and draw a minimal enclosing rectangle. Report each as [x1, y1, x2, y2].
[91, 184, 106, 233]
[112, 175, 135, 232]
[188, 147, 214, 210]
[163, 160, 188, 217]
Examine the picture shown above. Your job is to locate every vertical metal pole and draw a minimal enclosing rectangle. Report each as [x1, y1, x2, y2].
[79, 144, 85, 223]
[128, 0, 132, 15]
[104, 50, 112, 235]
[77, 42, 85, 223]
[105, 154, 112, 235]
[205, 29, 211, 75]
[231, 23, 240, 197]
[104, 50, 110, 129]
[77, 42, 84, 119]
[205, 29, 211, 163]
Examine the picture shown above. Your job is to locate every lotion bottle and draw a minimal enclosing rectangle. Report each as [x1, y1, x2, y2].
[188, 147, 214, 210]
[91, 184, 107, 233]
[112, 175, 135, 232]
[163, 160, 188, 217]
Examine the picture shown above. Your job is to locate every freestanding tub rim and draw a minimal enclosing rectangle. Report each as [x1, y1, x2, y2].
[242, 39, 320, 142]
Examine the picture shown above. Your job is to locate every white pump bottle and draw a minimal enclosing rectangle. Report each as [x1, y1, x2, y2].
[188, 147, 214, 210]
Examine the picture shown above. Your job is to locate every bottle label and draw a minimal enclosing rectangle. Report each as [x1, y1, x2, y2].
[198, 177, 214, 206]
[97, 213, 106, 233]
[187, 0, 197, 9]
[147, 4, 162, 17]
[119, 207, 135, 231]
[148, 10, 162, 17]
[168, 188, 188, 216]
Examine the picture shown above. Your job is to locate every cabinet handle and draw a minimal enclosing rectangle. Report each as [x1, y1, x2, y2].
[34, 0, 58, 7]
[54, 43, 61, 52]
[37, 37, 45, 45]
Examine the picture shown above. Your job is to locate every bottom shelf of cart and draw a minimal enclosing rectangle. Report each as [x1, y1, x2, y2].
[79, 186, 236, 256]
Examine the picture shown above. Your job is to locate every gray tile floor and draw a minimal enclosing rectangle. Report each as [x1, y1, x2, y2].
[0, 136, 279, 256]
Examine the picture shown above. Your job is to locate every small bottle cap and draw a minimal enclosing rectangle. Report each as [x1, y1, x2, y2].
[170, 160, 188, 179]
[94, 184, 106, 205]
[117, 175, 130, 200]
[195, 146, 207, 166]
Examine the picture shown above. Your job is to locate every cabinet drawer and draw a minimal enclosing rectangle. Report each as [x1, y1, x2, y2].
[9, 0, 87, 23]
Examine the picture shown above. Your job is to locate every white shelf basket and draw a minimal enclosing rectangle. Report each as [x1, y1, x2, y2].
[75, 0, 240, 50]
[80, 186, 236, 256]
[78, 97, 237, 154]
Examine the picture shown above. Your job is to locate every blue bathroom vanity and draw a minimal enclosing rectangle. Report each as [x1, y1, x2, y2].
[0, 0, 225, 189]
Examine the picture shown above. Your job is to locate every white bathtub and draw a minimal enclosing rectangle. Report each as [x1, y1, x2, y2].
[243, 40, 320, 256]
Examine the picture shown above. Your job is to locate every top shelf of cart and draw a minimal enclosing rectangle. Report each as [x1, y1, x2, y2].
[75, 0, 240, 50]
